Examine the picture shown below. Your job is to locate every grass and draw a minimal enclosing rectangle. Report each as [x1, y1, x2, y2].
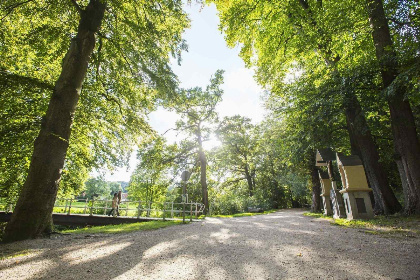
[304, 212, 420, 237]
[210, 209, 278, 218]
[59, 220, 186, 235]
[0, 249, 35, 261]
[303, 212, 333, 219]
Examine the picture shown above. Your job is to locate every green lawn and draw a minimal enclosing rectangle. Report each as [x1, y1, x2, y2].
[210, 209, 278, 218]
[304, 212, 420, 237]
[59, 220, 186, 235]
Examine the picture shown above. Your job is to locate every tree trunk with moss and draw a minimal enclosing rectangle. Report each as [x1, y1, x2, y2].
[366, 0, 420, 214]
[310, 167, 321, 213]
[3, 0, 106, 242]
[344, 91, 401, 214]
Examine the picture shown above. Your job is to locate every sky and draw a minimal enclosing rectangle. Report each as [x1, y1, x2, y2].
[104, 3, 265, 182]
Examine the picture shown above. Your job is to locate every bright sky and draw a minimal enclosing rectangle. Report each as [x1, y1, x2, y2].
[104, 3, 265, 182]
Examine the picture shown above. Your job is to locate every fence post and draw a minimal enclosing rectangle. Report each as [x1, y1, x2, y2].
[190, 203, 193, 222]
[103, 200, 108, 215]
[67, 198, 73, 215]
[183, 201, 186, 224]
[171, 202, 174, 218]
[209, 202, 212, 216]
[8, 204, 13, 213]
[137, 200, 141, 219]
[64, 199, 68, 214]
[90, 198, 94, 216]
[163, 203, 166, 221]
[195, 203, 198, 218]
[83, 199, 88, 215]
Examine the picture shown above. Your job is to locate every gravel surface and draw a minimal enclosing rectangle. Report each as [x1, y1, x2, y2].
[1, 209, 419, 280]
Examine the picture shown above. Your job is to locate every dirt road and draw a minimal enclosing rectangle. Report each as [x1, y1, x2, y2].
[1, 209, 419, 279]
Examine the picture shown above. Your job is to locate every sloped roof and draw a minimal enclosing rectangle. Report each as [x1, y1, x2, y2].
[315, 148, 335, 166]
[336, 153, 363, 166]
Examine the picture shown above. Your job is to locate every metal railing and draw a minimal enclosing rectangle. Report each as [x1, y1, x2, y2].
[1, 198, 205, 221]
[52, 198, 204, 221]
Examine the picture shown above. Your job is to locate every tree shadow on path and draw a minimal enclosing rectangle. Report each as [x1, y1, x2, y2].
[1, 209, 419, 279]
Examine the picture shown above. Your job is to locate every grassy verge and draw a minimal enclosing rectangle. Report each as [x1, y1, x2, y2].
[59, 220, 186, 235]
[304, 212, 420, 237]
[0, 249, 35, 261]
[303, 212, 334, 220]
[210, 209, 278, 218]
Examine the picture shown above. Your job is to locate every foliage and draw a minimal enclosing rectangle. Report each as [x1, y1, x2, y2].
[0, 0, 190, 202]
[129, 71, 225, 210]
[214, 116, 258, 196]
[83, 177, 121, 199]
[207, 0, 420, 213]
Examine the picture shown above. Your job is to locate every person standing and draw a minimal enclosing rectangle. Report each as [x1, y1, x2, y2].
[107, 193, 118, 216]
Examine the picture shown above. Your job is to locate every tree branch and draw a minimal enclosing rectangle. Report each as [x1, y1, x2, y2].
[99, 83, 124, 115]
[70, 0, 83, 14]
[1, 0, 35, 21]
[388, 17, 412, 28]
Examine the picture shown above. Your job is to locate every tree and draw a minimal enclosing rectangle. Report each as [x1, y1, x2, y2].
[2, 0, 189, 242]
[365, 0, 420, 213]
[84, 177, 120, 199]
[172, 70, 224, 213]
[128, 136, 174, 206]
[261, 80, 348, 212]
[215, 115, 258, 197]
[209, 0, 406, 214]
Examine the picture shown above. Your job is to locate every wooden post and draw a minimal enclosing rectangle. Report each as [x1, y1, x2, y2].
[64, 199, 68, 214]
[137, 200, 141, 219]
[195, 203, 198, 218]
[171, 202, 174, 218]
[90, 198, 94, 216]
[182, 182, 186, 224]
[163, 203, 166, 221]
[83, 198, 88, 215]
[67, 198, 73, 215]
[104, 200, 108, 215]
[190, 203, 193, 221]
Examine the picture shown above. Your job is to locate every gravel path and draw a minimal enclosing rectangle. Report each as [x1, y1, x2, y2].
[1, 209, 419, 280]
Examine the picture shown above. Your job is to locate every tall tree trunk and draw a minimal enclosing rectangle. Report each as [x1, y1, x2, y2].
[298, 0, 403, 213]
[366, 0, 420, 213]
[244, 162, 254, 197]
[344, 92, 401, 214]
[288, 186, 296, 208]
[310, 167, 321, 213]
[197, 125, 209, 214]
[3, 1, 106, 242]
[395, 157, 418, 214]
